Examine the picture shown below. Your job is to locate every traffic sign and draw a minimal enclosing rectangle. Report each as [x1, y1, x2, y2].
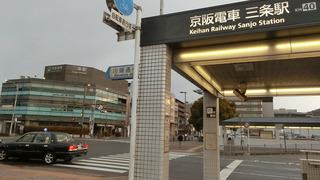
[103, 11, 124, 32]
[244, 122, 250, 128]
[110, 9, 134, 32]
[106, 64, 134, 79]
[114, 0, 134, 16]
[106, 0, 134, 16]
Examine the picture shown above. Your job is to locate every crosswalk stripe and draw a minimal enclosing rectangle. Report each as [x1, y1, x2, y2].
[98, 156, 129, 160]
[53, 164, 127, 173]
[109, 153, 130, 157]
[72, 162, 129, 170]
[91, 158, 129, 163]
[78, 159, 129, 166]
[54, 152, 195, 173]
[105, 140, 130, 143]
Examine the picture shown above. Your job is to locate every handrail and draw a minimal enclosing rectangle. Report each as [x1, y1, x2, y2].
[301, 150, 320, 160]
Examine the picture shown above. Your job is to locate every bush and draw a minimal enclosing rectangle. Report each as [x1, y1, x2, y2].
[104, 129, 110, 137]
[23, 126, 89, 135]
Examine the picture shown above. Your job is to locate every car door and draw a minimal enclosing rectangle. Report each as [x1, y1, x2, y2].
[7, 133, 36, 157]
[30, 133, 51, 158]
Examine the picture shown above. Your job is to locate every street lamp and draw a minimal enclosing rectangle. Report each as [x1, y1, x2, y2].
[80, 84, 91, 138]
[6, 80, 19, 136]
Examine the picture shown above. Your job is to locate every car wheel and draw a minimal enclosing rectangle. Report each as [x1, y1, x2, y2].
[0, 149, 8, 161]
[43, 151, 56, 164]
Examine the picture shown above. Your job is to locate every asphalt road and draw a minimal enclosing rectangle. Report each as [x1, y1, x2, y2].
[0, 137, 306, 180]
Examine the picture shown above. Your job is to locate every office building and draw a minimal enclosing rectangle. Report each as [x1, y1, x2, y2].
[0, 64, 129, 136]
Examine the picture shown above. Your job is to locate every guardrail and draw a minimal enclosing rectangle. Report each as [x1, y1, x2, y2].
[223, 143, 320, 155]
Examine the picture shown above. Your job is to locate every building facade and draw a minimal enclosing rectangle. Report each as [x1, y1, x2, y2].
[229, 97, 274, 118]
[0, 64, 129, 136]
[174, 99, 191, 135]
[274, 108, 307, 117]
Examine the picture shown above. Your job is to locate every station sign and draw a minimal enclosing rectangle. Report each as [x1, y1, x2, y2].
[206, 107, 216, 118]
[141, 0, 320, 45]
[106, 64, 134, 79]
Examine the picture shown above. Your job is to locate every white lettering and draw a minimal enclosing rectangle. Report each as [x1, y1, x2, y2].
[211, 25, 236, 32]
[190, 15, 202, 27]
[227, 9, 241, 21]
[190, 28, 210, 35]
[259, 18, 285, 26]
[202, 13, 214, 26]
[215, 11, 227, 23]
[274, 2, 290, 15]
[260, 4, 274, 17]
[238, 21, 257, 29]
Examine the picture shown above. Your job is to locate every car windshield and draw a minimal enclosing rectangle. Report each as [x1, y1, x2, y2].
[55, 133, 74, 143]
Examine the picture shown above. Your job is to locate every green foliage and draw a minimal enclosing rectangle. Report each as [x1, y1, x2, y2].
[23, 126, 89, 135]
[104, 129, 110, 137]
[189, 97, 237, 132]
[189, 98, 203, 132]
[219, 98, 238, 121]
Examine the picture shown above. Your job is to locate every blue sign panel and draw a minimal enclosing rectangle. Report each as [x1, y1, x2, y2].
[114, 0, 134, 16]
[106, 64, 134, 79]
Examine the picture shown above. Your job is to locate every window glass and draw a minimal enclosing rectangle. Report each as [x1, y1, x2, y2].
[17, 133, 36, 142]
[33, 133, 51, 143]
[55, 133, 74, 143]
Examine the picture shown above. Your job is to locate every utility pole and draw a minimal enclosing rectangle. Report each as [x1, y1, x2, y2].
[180, 91, 187, 135]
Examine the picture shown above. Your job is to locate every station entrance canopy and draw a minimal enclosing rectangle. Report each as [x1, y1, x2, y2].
[141, 0, 320, 97]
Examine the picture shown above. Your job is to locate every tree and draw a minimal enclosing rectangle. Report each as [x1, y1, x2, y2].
[219, 98, 237, 121]
[189, 97, 237, 132]
[189, 98, 203, 132]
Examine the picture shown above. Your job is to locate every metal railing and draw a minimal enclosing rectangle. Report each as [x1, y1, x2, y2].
[223, 142, 320, 155]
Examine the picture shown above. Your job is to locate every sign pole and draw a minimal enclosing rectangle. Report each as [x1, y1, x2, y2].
[160, 0, 164, 15]
[247, 127, 250, 154]
[244, 122, 250, 155]
[129, 4, 141, 180]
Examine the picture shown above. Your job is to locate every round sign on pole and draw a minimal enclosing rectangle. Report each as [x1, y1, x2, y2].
[106, 0, 134, 16]
[244, 122, 250, 128]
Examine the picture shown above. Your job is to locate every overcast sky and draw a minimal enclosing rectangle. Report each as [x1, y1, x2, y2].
[1, 0, 319, 113]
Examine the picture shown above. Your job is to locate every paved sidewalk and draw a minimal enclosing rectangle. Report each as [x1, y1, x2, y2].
[170, 140, 203, 152]
[0, 163, 127, 180]
[0, 140, 202, 180]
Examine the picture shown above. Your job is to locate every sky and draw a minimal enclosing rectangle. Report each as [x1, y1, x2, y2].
[0, 0, 319, 113]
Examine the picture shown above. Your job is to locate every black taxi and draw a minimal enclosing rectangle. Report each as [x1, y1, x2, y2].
[0, 131, 88, 164]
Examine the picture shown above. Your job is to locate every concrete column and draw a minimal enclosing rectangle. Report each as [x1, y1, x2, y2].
[134, 44, 171, 180]
[275, 124, 283, 140]
[203, 91, 220, 180]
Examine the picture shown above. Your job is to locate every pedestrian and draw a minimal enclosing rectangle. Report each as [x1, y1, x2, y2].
[178, 134, 183, 148]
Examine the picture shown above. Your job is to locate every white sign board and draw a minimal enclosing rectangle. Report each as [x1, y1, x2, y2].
[1, 105, 13, 109]
[110, 9, 134, 32]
